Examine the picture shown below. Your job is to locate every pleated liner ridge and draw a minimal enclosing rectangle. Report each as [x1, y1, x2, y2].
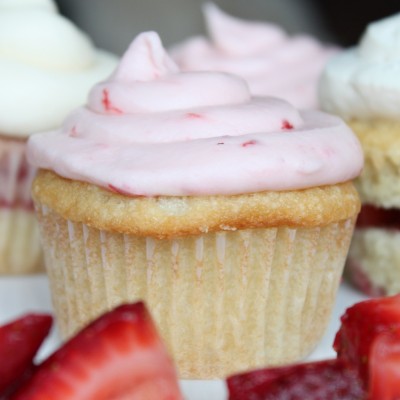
[36, 204, 355, 378]
[0, 137, 42, 274]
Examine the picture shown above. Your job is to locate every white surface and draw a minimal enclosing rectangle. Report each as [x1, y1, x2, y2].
[0, 276, 368, 399]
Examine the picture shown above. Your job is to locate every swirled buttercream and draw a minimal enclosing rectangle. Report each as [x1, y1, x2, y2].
[0, 0, 116, 136]
[170, 3, 337, 110]
[319, 13, 400, 120]
[27, 32, 363, 197]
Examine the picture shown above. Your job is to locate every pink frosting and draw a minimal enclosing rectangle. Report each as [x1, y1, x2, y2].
[27, 32, 363, 197]
[170, 3, 337, 109]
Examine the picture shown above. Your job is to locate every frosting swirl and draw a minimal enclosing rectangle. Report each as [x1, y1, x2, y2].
[319, 13, 400, 120]
[28, 32, 363, 197]
[170, 3, 337, 110]
[0, 0, 116, 136]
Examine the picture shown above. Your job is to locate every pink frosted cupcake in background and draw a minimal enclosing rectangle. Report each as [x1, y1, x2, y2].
[170, 2, 338, 109]
[0, 0, 116, 274]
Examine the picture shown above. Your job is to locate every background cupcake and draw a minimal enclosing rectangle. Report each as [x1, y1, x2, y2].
[170, 2, 337, 109]
[28, 32, 363, 378]
[319, 13, 400, 296]
[0, 0, 116, 274]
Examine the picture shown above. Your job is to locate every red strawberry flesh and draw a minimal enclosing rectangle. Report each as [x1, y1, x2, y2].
[369, 332, 400, 400]
[227, 359, 365, 400]
[0, 314, 52, 397]
[334, 295, 400, 384]
[11, 302, 182, 400]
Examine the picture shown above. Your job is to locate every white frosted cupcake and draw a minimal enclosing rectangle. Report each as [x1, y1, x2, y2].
[170, 2, 337, 109]
[28, 32, 363, 378]
[0, 0, 116, 274]
[320, 13, 400, 296]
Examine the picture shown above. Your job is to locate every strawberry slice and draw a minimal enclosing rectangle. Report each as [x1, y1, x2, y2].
[334, 295, 400, 383]
[369, 332, 400, 400]
[356, 204, 400, 230]
[0, 314, 52, 398]
[227, 295, 400, 399]
[227, 359, 365, 400]
[11, 302, 182, 400]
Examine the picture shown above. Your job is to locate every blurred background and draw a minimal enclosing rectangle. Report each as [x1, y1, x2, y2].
[56, 0, 399, 54]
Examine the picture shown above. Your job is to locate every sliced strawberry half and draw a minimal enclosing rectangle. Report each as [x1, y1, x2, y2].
[334, 295, 400, 383]
[0, 314, 52, 398]
[227, 359, 365, 400]
[369, 332, 400, 400]
[11, 302, 182, 400]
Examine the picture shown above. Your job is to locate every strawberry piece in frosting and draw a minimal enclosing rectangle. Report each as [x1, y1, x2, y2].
[281, 120, 294, 130]
[101, 89, 123, 115]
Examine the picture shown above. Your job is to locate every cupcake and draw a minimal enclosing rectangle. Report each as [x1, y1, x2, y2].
[0, 0, 116, 274]
[170, 2, 337, 109]
[28, 32, 363, 378]
[319, 13, 400, 296]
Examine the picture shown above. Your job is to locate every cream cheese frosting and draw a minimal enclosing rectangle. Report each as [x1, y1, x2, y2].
[319, 13, 400, 120]
[28, 32, 363, 197]
[0, 0, 116, 136]
[170, 3, 337, 110]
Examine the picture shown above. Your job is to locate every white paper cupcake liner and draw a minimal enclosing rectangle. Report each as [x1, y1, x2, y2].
[36, 203, 356, 378]
[0, 137, 43, 274]
[347, 228, 400, 296]
[0, 209, 42, 274]
[0, 137, 36, 208]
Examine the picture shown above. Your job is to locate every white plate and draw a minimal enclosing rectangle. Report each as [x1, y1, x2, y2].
[0, 276, 368, 399]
